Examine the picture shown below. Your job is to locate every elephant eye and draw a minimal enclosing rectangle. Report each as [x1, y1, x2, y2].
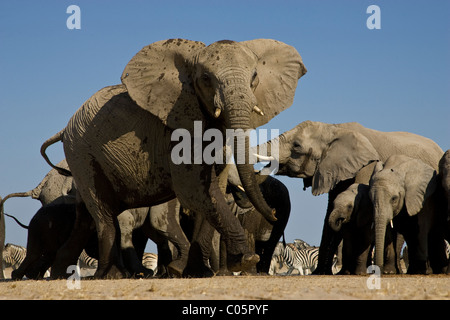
[250, 70, 259, 89]
[201, 72, 212, 86]
[347, 204, 353, 211]
[391, 195, 398, 203]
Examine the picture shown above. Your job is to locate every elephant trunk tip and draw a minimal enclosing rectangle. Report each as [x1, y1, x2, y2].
[330, 217, 344, 232]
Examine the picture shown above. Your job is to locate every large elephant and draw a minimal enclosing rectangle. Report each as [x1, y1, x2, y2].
[41, 39, 306, 278]
[255, 120, 443, 274]
[328, 182, 403, 274]
[370, 155, 448, 274]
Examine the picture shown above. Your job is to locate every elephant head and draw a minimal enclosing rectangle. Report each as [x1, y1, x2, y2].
[121, 39, 306, 222]
[256, 121, 379, 196]
[369, 155, 438, 270]
[328, 183, 371, 232]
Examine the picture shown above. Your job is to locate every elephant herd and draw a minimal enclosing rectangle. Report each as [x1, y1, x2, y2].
[1, 38, 449, 280]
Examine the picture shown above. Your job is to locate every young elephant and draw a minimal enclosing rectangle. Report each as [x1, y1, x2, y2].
[11, 203, 95, 280]
[0, 159, 75, 278]
[328, 183, 403, 274]
[11, 203, 158, 280]
[370, 155, 448, 274]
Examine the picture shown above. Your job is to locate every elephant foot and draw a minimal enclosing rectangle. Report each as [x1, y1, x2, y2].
[11, 270, 24, 280]
[94, 264, 129, 279]
[183, 263, 215, 278]
[227, 253, 260, 273]
[167, 259, 187, 278]
[407, 260, 430, 275]
[50, 264, 72, 279]
[383, 265, 397, 274]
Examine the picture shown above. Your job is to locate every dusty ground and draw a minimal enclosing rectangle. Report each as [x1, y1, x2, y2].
[0, 274, 449, 300]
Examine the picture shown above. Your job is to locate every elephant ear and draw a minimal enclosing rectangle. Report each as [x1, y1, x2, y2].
[312, 130, 380, 196]
[240, 39, 307, 128]
[404, 159, 437, 216]
[121, 39, 206, 132]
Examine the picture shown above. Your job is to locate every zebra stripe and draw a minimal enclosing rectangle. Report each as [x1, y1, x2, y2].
[3, 243, 26, 270]
[283, 243, 319, 275]
[77, 250, 98, 269]
[269, 242, 287, 275]
[142, 252, 158, 272]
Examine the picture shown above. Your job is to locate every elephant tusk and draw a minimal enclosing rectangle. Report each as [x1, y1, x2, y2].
[252, 105, 264, 116]
[237, 185, 245, 192]
[390, 220, 394, 228]
[214, 108, 221, 118]
[253, 153, 275, 161]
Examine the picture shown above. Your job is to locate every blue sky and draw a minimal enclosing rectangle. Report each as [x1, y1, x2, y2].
[1, 1, 449, 252]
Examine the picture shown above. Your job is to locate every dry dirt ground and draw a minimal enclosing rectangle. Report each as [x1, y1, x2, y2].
[0, 274, 449, 300]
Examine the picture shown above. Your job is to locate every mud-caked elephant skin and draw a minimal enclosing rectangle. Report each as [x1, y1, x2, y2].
[41, 39, 307, 279]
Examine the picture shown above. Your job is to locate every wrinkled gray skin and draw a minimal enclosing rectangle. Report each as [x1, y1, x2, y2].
[328, 183, 404, 274]
[0, 160, 74, 279]
[256, 120, 444, 274]
[145, 199, 191, 277]
[370, 155, 448, 274]
[41, 39, 306, 279]
[438, 150, 450, 273]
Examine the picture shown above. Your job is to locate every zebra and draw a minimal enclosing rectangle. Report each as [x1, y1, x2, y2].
[269, 242, 288, 275]
[3, 243, 26, 270]
[283, 243, 319, 275]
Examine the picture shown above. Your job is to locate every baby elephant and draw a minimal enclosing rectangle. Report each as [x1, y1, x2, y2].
[328, 183, 403, 274]
[12, 203, 97, 280]
[370, 155, 448, 274]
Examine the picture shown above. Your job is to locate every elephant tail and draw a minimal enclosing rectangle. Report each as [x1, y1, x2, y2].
[4, 213, 28, 229]
[0, 191, 34, 216]
[40, 129, 72, 177]
[281, 232, 286, 247]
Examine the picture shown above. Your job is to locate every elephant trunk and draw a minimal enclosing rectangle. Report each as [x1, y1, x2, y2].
[328, 208, 346, 232]
[229, 116, 276, 223]
[223, 80, 276, 222]
[374, 205, 389, 272]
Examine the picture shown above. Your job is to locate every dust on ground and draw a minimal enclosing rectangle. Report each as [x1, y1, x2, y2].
[0, 274, 449, 300]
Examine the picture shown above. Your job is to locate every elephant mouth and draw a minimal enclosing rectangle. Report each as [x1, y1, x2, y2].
[331, 217, 346, 232]
[260, 160, 307, 178]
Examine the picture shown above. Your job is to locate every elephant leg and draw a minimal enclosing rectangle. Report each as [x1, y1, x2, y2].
[339, 226, 355, 275]
[315, 180, 353, 274]
[11, 253, 39, 280]
[118, 210, 152, 278]
[162, 201, 191, 277]
[51, 200, 96, 279]
[170, 163, 258, 273]
[184, 213, 216, 277]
